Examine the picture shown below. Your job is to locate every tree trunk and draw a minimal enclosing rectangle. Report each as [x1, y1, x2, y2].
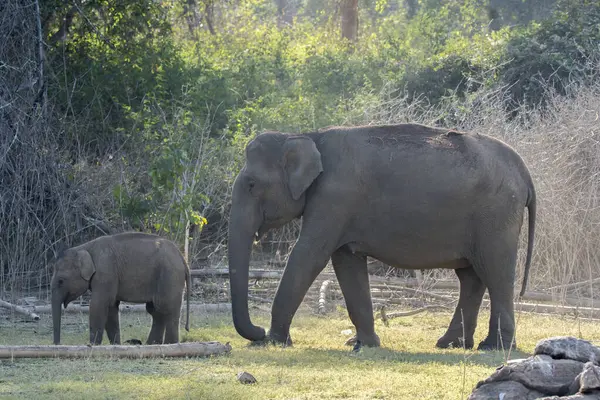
[204, 1, 216, 35]
[276, 0, 295, 27]
[0, 342, 232, 359]
[340, 0, 358, 42]
[404, 0, 418, 19]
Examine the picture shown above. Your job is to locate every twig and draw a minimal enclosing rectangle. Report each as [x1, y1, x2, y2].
[0, 299, 40, 320]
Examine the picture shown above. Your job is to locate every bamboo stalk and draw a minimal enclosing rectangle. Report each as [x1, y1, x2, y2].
[0, 341, 232, 359]
[318, 280, 333, 314]
[0, 299, 40, 320]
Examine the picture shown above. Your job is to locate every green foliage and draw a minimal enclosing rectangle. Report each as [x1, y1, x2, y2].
[499, 0, 600, 109]
[35, 0, 600, 243]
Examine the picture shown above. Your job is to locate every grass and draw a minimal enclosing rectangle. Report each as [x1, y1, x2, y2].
[1, 306, 600, 399]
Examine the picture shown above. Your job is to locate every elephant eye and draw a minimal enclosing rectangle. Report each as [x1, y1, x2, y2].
[58, 279, 64, 287]
[248, 179, 256, 193]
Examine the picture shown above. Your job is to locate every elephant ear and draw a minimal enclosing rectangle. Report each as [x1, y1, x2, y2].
[282, 136, 323, 200]
[77, 250, 96, 282]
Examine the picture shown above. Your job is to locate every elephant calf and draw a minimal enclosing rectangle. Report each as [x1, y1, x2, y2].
[51, 232, 191, 345]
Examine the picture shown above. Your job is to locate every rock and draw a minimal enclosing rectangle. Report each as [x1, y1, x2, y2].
[475, 355, 583, 396]
[535, 337, 600, 364]
[467, 381, 545, 400]
[537, 394, 600, 399]
[579, 362, 600, 393]
[237, 371, 257, 384]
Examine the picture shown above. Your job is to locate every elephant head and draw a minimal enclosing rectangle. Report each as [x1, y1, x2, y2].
[50, 249, 96, 344]
[228, 132, 323, 341]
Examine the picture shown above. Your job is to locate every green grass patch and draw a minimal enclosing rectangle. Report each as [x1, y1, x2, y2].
[1, 308, 599, 399]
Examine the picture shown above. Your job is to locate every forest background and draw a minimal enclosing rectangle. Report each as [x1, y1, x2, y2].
[1, 0, 600, 299]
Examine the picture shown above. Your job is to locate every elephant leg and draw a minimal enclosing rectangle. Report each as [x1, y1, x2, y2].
[88, 297, 110, 345]
[146, 302, 166, 345]
[436, 266, 486, 349]
[332, 247, 380, 349]
[269, 224, 341, 345]
[105, 301, 121, 345]
[474, 235, 519, 351]
[163, 313, 181, 344]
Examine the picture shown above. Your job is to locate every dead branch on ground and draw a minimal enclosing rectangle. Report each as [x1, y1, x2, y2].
[0, 299, 40, 320]
[0, 341, 232, 359]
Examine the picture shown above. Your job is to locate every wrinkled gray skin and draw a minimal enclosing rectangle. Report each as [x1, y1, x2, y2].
[51, 232, 191, 345]
[228, 123, 536, 351]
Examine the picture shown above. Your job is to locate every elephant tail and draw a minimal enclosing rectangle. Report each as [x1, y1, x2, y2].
[519, 185, 536, 297]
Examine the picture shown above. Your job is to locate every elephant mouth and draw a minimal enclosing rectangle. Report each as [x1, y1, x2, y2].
[62, 293, 78, 309]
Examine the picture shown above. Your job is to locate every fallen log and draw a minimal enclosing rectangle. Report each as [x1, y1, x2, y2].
[516, 291, 600, 309]
[0, 299, 40, 320]
[191, 269, 282, 279]
[507, 300, 600, 319]
[31, 302, 231, 314]
[380, 304, 455, 320]
[0, 341, 232, 359]
[195, 269, 600, 316]
[248, 295, 272, 304]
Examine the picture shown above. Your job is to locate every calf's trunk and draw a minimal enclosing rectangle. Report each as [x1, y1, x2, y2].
[52, 291, 63, 345]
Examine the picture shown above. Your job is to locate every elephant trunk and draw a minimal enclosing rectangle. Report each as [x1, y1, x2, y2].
[227, 186, 266, 342]
[52, 290, 63, 345]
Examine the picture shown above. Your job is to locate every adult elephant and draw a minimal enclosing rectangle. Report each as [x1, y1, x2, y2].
[227, 123, 536, 351]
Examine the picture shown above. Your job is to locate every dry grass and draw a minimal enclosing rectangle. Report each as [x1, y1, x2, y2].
[2, 0, 600, 346]
[2, 307, 600, 399]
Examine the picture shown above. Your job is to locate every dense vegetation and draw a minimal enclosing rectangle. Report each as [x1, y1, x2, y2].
[1, 0, 600, 294]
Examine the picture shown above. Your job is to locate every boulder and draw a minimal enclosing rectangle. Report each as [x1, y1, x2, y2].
[469, 336, 600, 399]
[468, 381, 545, 400]
[579, 362, 600, 393]
[236, 371, 257, 384]
[537, 395, 600, 399]
[475, 355, 583, 396]
[535, 337, 600, 364]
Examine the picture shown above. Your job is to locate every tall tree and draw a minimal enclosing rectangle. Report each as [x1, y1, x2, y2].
[340, 0, 358, 42]
[276, 0, 296, 26]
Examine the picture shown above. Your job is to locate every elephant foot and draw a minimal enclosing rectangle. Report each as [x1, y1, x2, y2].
[436, 333, 474, 350]
[263, 331, 293, 347]
[477, 336, 516, 351]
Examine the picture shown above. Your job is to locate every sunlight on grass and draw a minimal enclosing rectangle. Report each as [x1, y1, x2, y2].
[1, 308, 600, 399]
